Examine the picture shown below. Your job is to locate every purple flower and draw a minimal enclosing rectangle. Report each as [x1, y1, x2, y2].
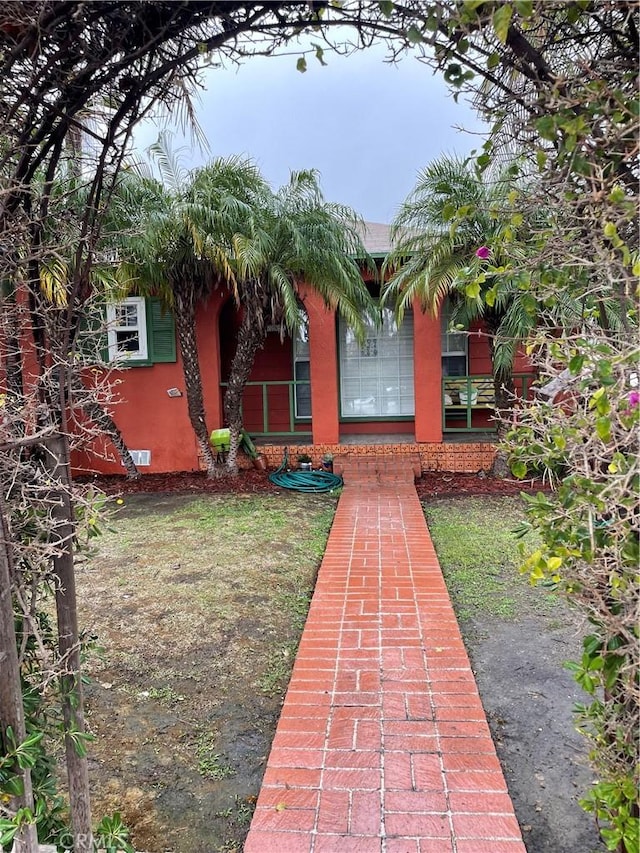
[475, 246, 491, 260]
[628, 390, 640, 408]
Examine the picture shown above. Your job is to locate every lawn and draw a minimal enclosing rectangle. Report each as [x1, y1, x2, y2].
[77, 490, 336, 853]
[424, 494, 604, 853]
[424, 494, 555, 624]
[75, 486, 603, 853]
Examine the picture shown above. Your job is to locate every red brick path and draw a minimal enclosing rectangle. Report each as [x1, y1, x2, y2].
[244, 460, 526, 853]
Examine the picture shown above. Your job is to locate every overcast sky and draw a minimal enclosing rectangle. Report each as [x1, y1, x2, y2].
[134, 42, 486, 225]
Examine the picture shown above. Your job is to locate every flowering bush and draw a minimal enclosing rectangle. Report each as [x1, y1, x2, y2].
[505, 332, 639, 853]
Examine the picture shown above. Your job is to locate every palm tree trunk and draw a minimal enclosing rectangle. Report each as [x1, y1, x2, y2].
[224, 308, 266, 476]
[83, 399, 140, 479]
[70, 374, 140, 479]
[173, 286, 220, 478]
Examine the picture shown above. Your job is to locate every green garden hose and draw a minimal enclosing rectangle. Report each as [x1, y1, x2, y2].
[268, 448, 343, 493]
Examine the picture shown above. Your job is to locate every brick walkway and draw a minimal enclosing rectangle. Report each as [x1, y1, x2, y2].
[244, 459, 526, 853]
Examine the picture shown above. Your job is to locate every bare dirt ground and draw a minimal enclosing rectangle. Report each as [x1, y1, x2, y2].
[77, 486, 335, 852]
[77, 469, 603, 853]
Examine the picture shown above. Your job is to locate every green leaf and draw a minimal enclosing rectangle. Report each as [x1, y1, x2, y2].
[596, 417, 611, 442]
[487, 51, 501, 69]
[535, 148, 547, 171]
[492, 4, 513, 44]
[511, 212, 523, 227]
[514, 0, 533, 15]
[313, 43, 327, 66]
[378, 0, 393, 15]
[536, 115, 556, 141]
[569, 354, 584, 374]
[465, 281, 481, 299]
[407, 25, 423, 44]
[296, 57, 307, 74]
[511, 461, 527, 479]
[484, 286, 497, 307]
[441, 202, 456, 222]
[444, 62, 462, 83]
[608, 184, 626, 203]
[603, 221, 619, 240]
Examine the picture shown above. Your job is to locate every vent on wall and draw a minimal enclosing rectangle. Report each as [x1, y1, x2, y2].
[128, 450, 151, 467]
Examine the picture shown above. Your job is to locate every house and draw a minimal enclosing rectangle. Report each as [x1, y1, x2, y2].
[71, 223, 534, 476]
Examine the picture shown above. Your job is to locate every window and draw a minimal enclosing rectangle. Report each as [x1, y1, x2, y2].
[339, 308, 414, 418]
[100, 297, 176, 365]
[293, 315, 311, 418]
[441, 300, 468, 377]
[106, 297, 148, 362]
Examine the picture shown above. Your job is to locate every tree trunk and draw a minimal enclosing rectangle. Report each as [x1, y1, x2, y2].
[487, 321, 516, 479]
[45, 432, 93, 853]
[224, 308, 266, 476]
[0, 495, 38, 853]
[69, 371, 140, 479]
[174, 287, 220, 478]
[83, 399, 140, 479]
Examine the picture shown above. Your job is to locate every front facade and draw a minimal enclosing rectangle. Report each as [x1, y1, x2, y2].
[72, 224, 534, 476]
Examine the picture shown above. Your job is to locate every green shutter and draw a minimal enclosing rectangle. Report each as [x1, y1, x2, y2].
[146, 298, 176, 363]
[76, 300, 108, 363]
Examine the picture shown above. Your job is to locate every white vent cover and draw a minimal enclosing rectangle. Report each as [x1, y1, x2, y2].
[128, 450, 151, 466]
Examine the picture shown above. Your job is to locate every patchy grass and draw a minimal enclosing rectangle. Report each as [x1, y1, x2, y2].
[424, 495, 558, 623]
[77, 490, 336, 853]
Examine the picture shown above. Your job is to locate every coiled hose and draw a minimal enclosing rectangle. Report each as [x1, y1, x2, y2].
[268, 448, 343, 493]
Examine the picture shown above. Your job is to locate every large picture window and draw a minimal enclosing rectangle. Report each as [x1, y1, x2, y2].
[339, 308, 414, 418]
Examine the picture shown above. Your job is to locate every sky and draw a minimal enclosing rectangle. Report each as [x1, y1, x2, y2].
[134, 41, 487, 225]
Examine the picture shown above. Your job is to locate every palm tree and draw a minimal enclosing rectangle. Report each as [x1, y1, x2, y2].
[383, 155, 534, 419]
[218, 169, 375, 473]
[115, 148, 268, 477]
[119, 151, 374, 476]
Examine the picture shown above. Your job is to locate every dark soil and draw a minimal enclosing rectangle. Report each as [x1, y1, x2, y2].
[466, 614, 605, 853]
[81, 467, 548, 500]
[79, 469, 601, 853]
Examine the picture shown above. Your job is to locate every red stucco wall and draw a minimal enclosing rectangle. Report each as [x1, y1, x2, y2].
[304, 289, 340, 445]
[70, 288, 533, 476]
[72, 292, 228, 475]
[413, 307, 443, 442]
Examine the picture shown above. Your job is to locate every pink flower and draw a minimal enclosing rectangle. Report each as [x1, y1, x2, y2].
[475, 246, 491, 259]
[628, 390, 640, 408]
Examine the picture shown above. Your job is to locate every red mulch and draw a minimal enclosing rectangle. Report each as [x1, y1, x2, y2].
[78, 469, 548, 500]
[414, 471, 549, 500]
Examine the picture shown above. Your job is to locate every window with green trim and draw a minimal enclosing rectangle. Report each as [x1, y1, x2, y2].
[106, 297, 148, 361]
[293, 315, 311, 419]
[441, 299, 468, 377]
[102, 297, 176, 365]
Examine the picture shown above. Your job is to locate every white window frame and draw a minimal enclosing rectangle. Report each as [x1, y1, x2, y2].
[293, 315, 311, 419]
[106, 297, 148, 362]
[441, 301, 468, 377]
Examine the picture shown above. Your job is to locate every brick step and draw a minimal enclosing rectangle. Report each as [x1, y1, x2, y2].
[334, 453, 420, 485]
